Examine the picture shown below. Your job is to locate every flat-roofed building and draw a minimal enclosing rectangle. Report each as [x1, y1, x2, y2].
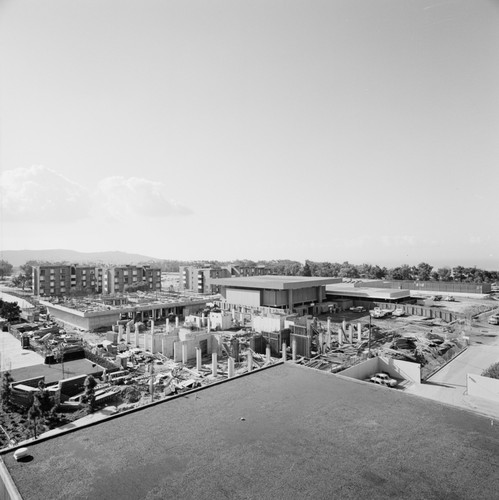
[33, 264, 161, 297]
[33, 265, 100, 297]
[102, 265, 161, 294]
[180, 265, 272, 294]
[211, 275, 341, 314]
[1, 363, 497, 500]
[326, 283, 411, 302]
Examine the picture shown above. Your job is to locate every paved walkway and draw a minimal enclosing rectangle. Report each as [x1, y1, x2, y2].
[405, 345, 499, 419]
[0, 331, 44, 372]
[0, 291, 35, 311]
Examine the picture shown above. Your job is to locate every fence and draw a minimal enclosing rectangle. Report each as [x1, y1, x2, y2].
[357, 280, 491, 294]
[371, 302, 460, 323]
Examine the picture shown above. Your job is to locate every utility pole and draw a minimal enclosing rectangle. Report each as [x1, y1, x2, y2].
[368, 314, 372, 358]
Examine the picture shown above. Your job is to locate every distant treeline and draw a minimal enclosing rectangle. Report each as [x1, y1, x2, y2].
[153, 259, 499, 284]
[4, 258, 498, 285]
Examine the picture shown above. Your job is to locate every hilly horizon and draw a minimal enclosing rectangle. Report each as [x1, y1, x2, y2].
[1, 249, 163, 267]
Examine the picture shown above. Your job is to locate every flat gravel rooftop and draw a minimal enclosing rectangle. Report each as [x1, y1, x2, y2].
[2, 363, 499, 500]
[211, 275, 341, 289]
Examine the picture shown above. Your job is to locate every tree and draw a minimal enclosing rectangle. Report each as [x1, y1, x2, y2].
[0, 371, 14, 409]
[387, 264, 413, 281]
[82, 375, 97, 413]
[0, 299, 21, 321]
[34, 381, 54, 418]
[20, 261, 36, 278]
[482, 362, 499, 380]
[27, 403, 42, 439]
[302, 261, 312, 277]
[453, 266, 465, 282]
[11, 273, 31, 291]
[0, 260, 13, 279]
[430, 270, 440, 281]
[416, 262, 433, 281]
[437, 267, 452, 281]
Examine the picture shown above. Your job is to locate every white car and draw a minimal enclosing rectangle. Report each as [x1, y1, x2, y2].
[392, 308, 405, 317]
[370, 373, 397, 388]
[488, 314, 499, 325]
[349, 306, 366, 313]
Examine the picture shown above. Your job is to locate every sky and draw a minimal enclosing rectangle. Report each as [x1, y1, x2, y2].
[1, 0, 498, 269]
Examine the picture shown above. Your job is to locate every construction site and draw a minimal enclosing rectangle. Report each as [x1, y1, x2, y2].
[1, 284, 499, 448]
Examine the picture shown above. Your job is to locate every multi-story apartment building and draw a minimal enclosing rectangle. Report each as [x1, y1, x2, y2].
[33, 264, 161, 296]
[33, 265, 73, 296]
[102, 265, 162, 294]
[180, 265, 271, 294]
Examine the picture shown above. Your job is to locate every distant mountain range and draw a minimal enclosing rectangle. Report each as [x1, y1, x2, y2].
[1, 249, 162, 267]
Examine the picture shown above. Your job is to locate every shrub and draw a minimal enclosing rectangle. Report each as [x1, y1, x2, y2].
[482, 362, 499, 379]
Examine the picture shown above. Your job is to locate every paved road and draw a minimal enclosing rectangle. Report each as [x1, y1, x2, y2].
[405, 345, 499, 419]
[430, 345, 499, 387]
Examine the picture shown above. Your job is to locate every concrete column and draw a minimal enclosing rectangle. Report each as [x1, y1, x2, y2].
[212, 352, 218, 377]
[327, 317, 331, 334]
[126, 323, 131, 344]
[292, 339, 297, 361]
[338, 324, 343, 345]
[326, 331, 331, 348]
[151, 334, 157, 354]
[247, 350, 253, 372]
[150, 320, 155, 336]
[266, 345, 271, 363]
[239, 312, 244, 324]
[182, 342, 188, 365]
[118, 325, 124, 342]
[357, 323, 362, 342]
[319, 331, 323, 353]
[201, 313, 205, 327]
[349, 325, 353, 344]
[196, 347, 202, 372]
[162, 335, 166, 356]
[166, 318, 169, 333]
[282, 342, 287, 362]
[342, 319, 347, 333]
[207, 318, 211, 332]
[175, 316, 179, 328]
[231, 309, 235, 320]
[173, 341, 181, 362]
[228, 357, 235, 378]
[135, 324, 140, 348]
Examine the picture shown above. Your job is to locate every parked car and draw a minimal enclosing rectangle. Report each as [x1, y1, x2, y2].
[488, 314, 499, 325]
[444, 295, 455, 302]
[349, 306, 366, 313]
[370, 307, 391, 318]
[370, 372, 397, 388]
[392, 308, 405, 317]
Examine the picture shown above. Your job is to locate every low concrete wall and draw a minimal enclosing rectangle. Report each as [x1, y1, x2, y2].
[340, 357, 379, 381]
[252, 316, 284, 333]
[381, 357, 421, 385]
[340, 356, 421, 384]
[0, 459, 22, 500]
[467, 374, 499, 402]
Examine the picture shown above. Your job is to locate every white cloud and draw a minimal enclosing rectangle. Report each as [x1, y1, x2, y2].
[0, 167, 192, 223]
[0, 165, 88, 222]
[95, 176, 191, 221]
